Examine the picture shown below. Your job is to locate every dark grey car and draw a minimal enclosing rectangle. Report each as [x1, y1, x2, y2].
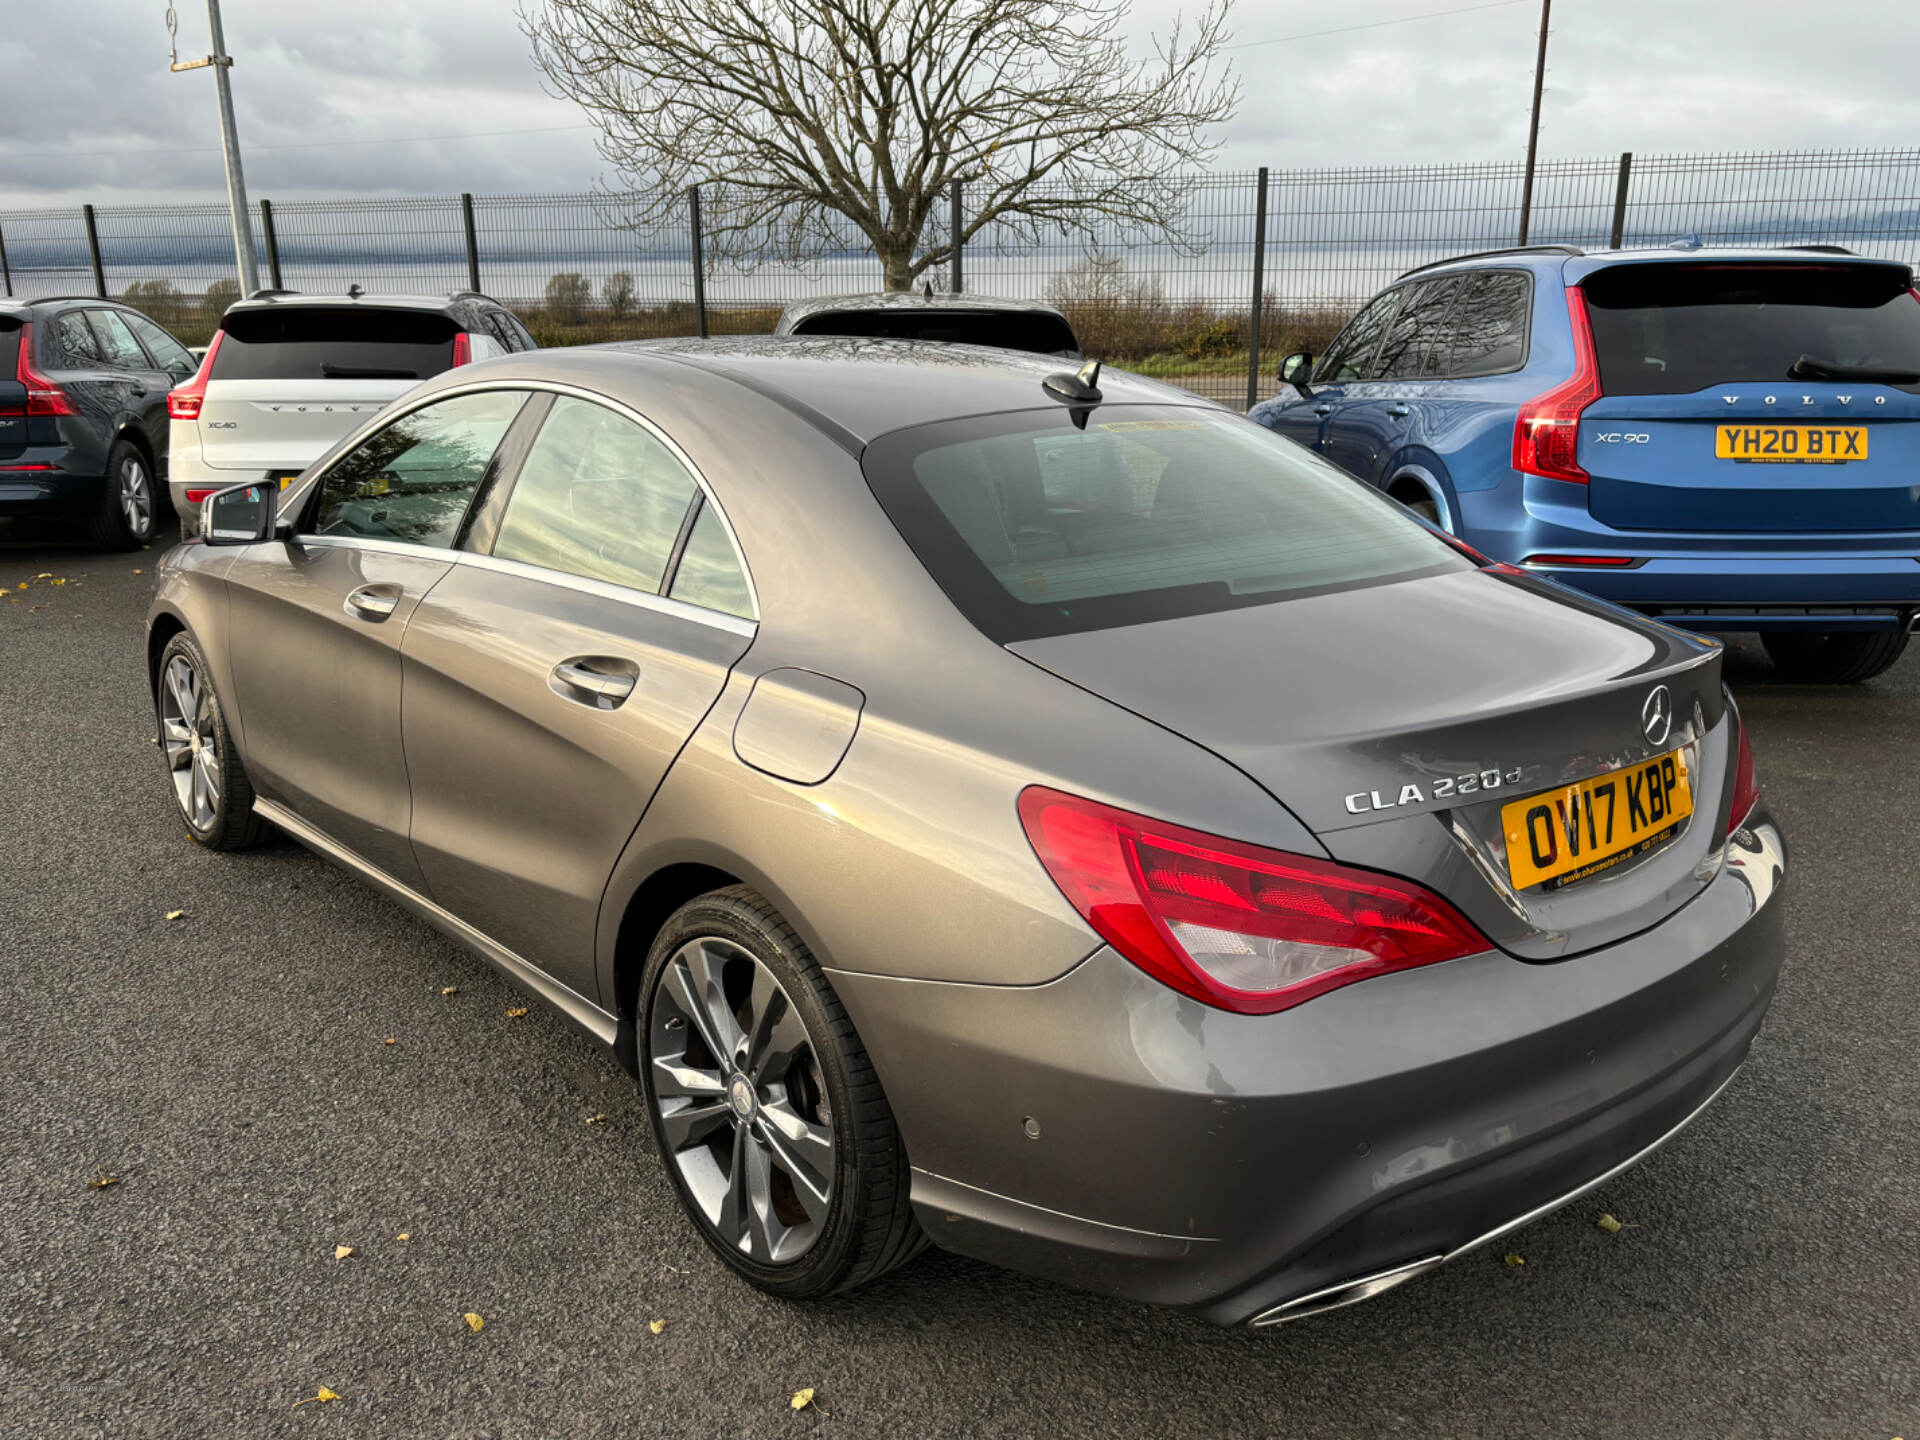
[147, 337, 1784, 1327]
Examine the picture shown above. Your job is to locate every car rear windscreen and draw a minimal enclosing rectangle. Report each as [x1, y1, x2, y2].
[1584, 261, 1920, 396]
[210, 307, 460, 382]
[861, 404, 1469, 641]
[791, 309, 1079, 355]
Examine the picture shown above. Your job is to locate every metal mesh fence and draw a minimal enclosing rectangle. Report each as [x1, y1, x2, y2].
[4, 147, 1916, 408]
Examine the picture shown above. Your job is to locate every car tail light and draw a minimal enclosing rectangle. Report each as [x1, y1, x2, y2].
[1724, 716, 1759, 836]
[16, 323, 79, 417]
[450, 331, 472, 366]
[167, 329, 225, 421]
[1521, 553, 1638, 567]
[1512, 286, 1601, 484]
[1017, 787, 1491, 1015]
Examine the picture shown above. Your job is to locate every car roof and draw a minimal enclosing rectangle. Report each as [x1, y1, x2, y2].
[223, 290, 501, 316]
[0, 295, 149, 314]
[775, 290, 1070, 333]
[1398, 243, 1913, 287]
[458, 335, 1210, 449]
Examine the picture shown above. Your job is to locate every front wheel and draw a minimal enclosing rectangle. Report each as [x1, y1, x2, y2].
[1761, 630, 1909, 684]
[638, 887, 924, 1299]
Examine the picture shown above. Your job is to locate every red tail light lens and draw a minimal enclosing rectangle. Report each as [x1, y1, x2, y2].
[1512, 286, 1601, 484]
[1017, 787, 1491, 1015]
[450, 331, 472, 366]
[17, 323, 79, 417]
[1521, 553, 1638, 568]
[1724, 716, 1759, 836]
[167, 329, 225, 421]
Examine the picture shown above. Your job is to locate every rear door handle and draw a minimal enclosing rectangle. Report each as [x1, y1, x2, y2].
[1386, 403, 1412, 418]
[344, 584, 400, 621]
[1313, 403, 1336, 418]
[550, 658, 638, 709]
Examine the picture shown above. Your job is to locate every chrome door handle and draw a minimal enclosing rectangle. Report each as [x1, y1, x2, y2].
[1386, 403, 1412, 418]
[550, 659, 638, 708]
[344, 585, 399, 621]
[1313, 403, 1336, 417]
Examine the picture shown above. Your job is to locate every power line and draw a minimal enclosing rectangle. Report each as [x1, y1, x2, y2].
[1224, 0, 1530, 51]
[13, 121, 596, 161]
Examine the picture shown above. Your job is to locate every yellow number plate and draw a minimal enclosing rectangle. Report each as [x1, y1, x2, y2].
[1715, 424, 1867, 463]
[1501, 749, 1694, 891]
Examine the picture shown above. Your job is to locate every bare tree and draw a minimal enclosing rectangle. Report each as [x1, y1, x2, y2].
[523, 0, 1238, 291]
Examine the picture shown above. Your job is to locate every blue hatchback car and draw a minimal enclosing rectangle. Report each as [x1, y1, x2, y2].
[1251, 244, 1920, 682]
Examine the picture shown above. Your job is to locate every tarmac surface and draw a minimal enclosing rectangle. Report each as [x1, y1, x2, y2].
[3, 527, 1914, 1439]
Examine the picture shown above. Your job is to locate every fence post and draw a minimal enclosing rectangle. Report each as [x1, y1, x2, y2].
[1609, 152, 1633, 249]
[689, 185, 708, 339]
[950, 180, 964, 293]
[0, 221, 11, 297]
[461, 193, 481, 292]
[83, 204, 106, 298]
[260, 198, 283, 289]
[1245, 166, 1270, 413]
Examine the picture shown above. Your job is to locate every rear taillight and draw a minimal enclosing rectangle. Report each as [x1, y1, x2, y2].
[1017, 787, 1491, 1015]
[450, 331, 472, 366]
[1725, 716, 1759, 836]
[17, 323, 79, 417]
[184, 488, 220, 505]
[1513, 286, 1601, 484]
[167, 329, 225, 421]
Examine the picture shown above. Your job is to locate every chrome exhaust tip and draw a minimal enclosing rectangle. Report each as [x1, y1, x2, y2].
[1248, 1255, 1444, 1328]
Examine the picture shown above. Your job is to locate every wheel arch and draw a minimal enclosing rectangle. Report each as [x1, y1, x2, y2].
[147, 608, 188, 702]
[1384, 463, 1456, 532]
[606, 858, 747, 1076]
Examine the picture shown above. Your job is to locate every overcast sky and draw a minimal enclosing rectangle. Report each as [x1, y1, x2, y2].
[4, 0, 1916, 209]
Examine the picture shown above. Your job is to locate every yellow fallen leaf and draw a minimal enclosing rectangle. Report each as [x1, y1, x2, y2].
[50, 578, 66, 586]
[1504, 1252, 1525, 1267]
[90, 1171, 119, 1190]
[396, 1233, 410, 1242]
[165, 910, 186, 921]
[383, 1037, 396, 1045]
[132, 568, 143, 574]
[14, 582, 24, 591]
[789, 1388, 816, 1411]
[334, 1245, 354, 1260]
[440, 986, 458, 996]
[463, 1312, 485, 1333]
[291, 1386, 341, 1410]
[584, 1113, 606, 1126]
[649, 1318, 666, 1335]
[1597, 1213, 1625, 1234]
[505, 1007, 529, 1019]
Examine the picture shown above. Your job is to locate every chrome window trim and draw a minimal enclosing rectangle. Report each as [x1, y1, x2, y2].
[285, 376, 760, 621]
[295, 533, 758, 639]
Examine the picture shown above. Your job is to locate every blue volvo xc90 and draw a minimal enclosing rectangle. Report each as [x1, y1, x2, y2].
[1252, 244, 1920, 682]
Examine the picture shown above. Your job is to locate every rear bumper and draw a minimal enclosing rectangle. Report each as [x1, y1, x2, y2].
[1460, 475, 1920, 629]
[831, 811, 1786, 1326]
[167, 454, 284, 538]
[0, 460, 105, 518]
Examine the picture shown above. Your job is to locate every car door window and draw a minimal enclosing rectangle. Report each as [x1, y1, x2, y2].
[88, 310, 153, 370]
[1427, 272, 1532, 378]
[1371, 280, 1459, 380]
[490, 396, 699, 594]
[53, 312, 102, 367]
[309, 389, 528, 547]
[1315, 290, 1402, 384]
[667, 502, 755, 618]
[122, 311, 197, 379]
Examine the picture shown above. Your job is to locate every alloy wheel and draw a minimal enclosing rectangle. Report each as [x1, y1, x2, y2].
[648, 937, 835, 1264]
[160, 654, 221, 831]
[120, 456, 153, 540]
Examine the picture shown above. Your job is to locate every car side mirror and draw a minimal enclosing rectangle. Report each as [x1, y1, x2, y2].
[200, 481, 279, 546]
[1279, 351, 1315, 396]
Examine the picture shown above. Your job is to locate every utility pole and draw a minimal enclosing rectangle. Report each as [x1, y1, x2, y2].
[168, 1, 259, 295]
[1516, 0, 1551, 246]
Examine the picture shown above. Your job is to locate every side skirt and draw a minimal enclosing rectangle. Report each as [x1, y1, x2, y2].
[255, 798, 620, 1046]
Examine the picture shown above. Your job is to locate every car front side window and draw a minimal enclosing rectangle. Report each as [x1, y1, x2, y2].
[489, 395, 699, 595]
[308, 389, 528, 548]
[1315, 290, 1402, 385]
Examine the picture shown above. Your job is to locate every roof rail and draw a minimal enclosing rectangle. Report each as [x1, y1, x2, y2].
[1776, 243, 1856, 256]
[9, 294, 116, 307]
[248, 287, 300, 299]
[447, 288, 497, 301]
[1399, 244, 1583, 278]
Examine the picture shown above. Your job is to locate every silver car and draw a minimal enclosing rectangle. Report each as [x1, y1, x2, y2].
[147, 337, 1785, 1327]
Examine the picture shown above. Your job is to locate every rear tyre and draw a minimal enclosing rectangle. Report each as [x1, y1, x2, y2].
[638, 886, 925, 1299]
[88, 439, 157, 550]
[156, 631, 271, 850]
[1761, 631, 1909, 684]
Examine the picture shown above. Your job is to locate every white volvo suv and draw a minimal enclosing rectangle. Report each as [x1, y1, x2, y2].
[166, 290, 536, 535]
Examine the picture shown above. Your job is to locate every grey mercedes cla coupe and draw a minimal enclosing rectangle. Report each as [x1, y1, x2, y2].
[147, 337, 1785, 1327]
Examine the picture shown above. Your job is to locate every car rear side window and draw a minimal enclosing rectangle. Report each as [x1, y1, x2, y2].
[1584, 261, 1920, 395]
[53, 312, 102, 366]
[211, 307, 461, 382]
[667, 501, 754, 619]
[1426, 272, 1531, 377]
[862, 405, 1469, 641]
[309, 390, 527, 547]
[1371, 279, 1452, 379]
[88, 310, 152, 370]
[122, 311, 196, 377]
[491, 396, 698, 595]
